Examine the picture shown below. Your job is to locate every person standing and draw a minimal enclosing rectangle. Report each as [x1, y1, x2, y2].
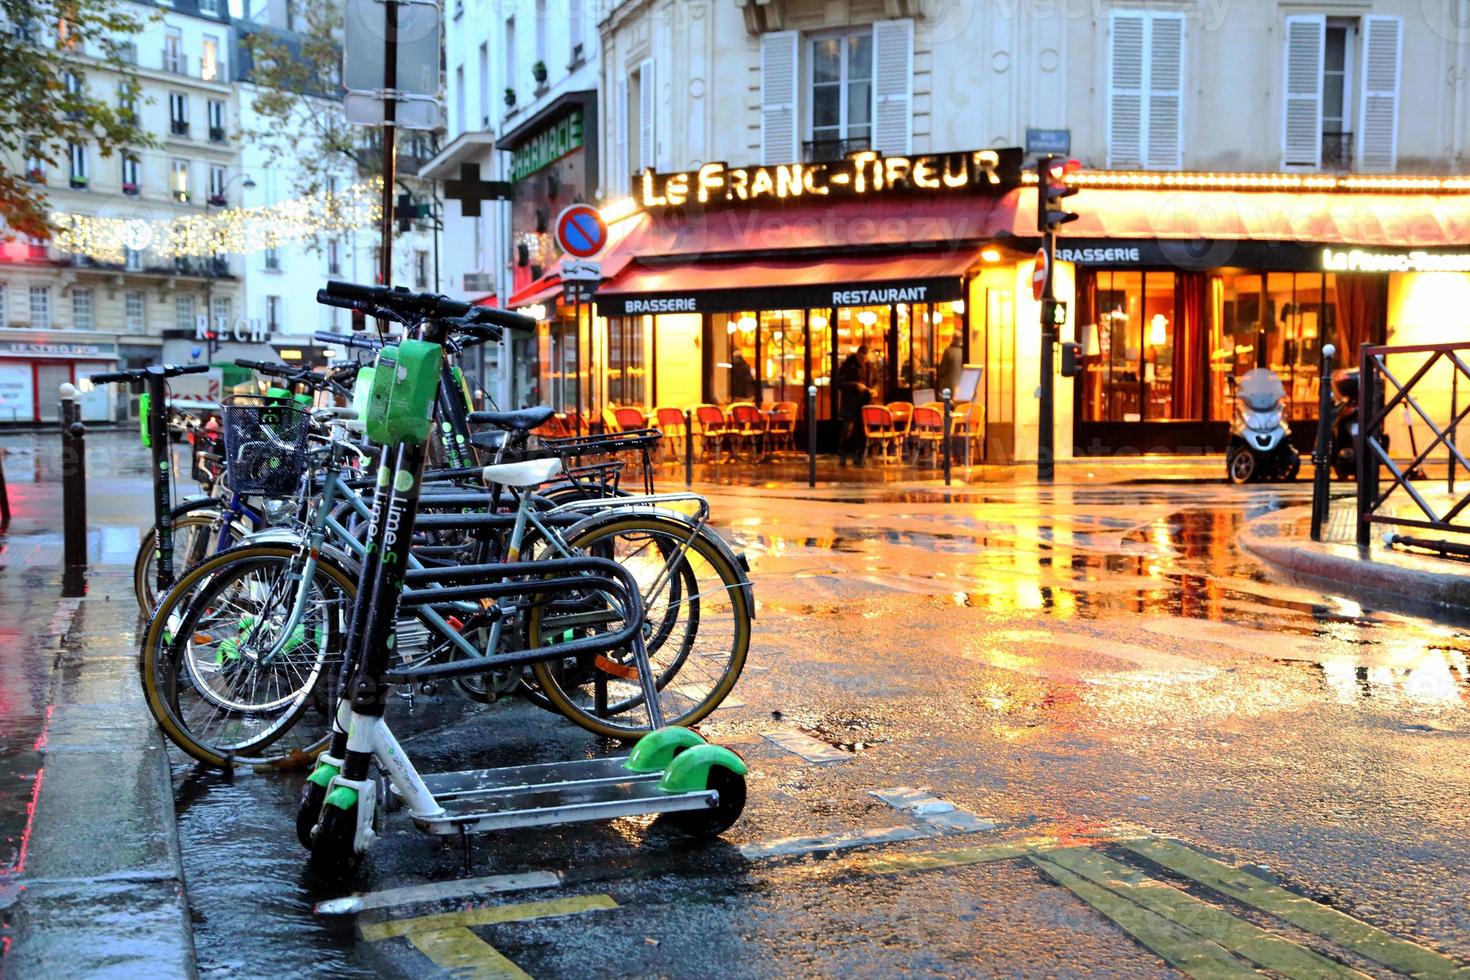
[837, 345, 873, 467]
[936, 336, 964, 396]
[730, 349, 756, 401]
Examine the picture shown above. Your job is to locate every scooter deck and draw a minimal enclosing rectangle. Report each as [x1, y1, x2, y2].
[400, 756, 720, 836]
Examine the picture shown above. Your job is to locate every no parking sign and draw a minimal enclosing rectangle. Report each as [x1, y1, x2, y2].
[555, 204, 607, 259]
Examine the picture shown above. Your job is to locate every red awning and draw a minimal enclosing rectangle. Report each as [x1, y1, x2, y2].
[470, 293, 499, 307]
[599, 252, 976, 297]
[506, 274, 561, 309]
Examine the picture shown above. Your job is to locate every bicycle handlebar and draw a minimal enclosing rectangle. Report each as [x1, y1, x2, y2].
[314, 331, 384, 352]
[317, 280, 537, 333]
[90, 364, 210, 385]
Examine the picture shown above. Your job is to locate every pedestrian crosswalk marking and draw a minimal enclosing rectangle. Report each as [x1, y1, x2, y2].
[408, 926, 530, 979]
[1035, 848, 1367, 979]
[760, 727, 852, 763]
[360, 893, 618, 942]
[858, 840, 1044, 874]
[316, 870, 561, 916]
[1033, 857, 1260, 979]
[1122, 838, 1470, 977]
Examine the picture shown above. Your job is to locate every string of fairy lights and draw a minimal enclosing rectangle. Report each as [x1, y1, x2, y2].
[47, 178, 383, 264]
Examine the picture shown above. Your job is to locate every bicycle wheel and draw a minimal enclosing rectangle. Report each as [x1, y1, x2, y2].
[140, 544, 355, 770]
[529, 514, 750, 740]
[134, 507, 232, 615]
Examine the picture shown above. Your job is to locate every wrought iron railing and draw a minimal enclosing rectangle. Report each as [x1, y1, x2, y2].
[1322, 132, 1354, 171]
[1356, 341, 1470, 545]
[802, 138, 869, 163]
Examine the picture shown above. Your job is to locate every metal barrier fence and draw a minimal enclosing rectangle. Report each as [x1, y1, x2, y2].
[1356, 340, 1470, 546]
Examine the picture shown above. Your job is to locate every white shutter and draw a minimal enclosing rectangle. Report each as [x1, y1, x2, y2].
[637, 58, 655, 173]
[614, 74, 628, 191]
[1281, 15, 1325, 169]
[1359, 16, 1402, 172]
[872, 18, 913, 156]
[1146, 15, 1183, 169]
[1107, 12, 1145, 167]
[759, 30, 798, 165]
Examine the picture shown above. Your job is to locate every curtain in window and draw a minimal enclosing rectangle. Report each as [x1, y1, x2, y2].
[1334, 273, 1384, 366]
[1172, 271, 1206, 419]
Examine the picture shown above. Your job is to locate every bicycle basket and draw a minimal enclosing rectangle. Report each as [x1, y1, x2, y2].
[221, 395, 310, 496]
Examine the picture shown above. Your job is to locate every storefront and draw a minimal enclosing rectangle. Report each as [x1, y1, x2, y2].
[0, 335, 116, 423]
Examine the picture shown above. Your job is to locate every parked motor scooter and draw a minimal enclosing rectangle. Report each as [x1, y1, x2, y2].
[1328, 368, 1398, 480]
[1226, 368, 1300, 483]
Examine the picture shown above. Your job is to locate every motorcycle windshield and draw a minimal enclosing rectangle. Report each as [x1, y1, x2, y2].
[1237, 369, 1285, 412]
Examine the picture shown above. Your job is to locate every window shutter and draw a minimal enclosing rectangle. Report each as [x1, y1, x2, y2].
[1359, 15, 1402, 172]
[1281, 15, 1325, 169]
[1146, 15, 1183, 169]
[872, 18, 913, 156]
[637, 58, 655, 173]
[759, 30, 798, 165]
[614, 74, 628, 191]
[1107, 12, 1145, 167]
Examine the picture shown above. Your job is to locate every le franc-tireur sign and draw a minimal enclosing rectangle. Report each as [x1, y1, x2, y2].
[635, 147, 1025, 210]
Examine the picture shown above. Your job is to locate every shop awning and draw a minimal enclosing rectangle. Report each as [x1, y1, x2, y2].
[595, 251, 977, 316]
[507, 273, 562, 310]
[470, 293, 499, 307]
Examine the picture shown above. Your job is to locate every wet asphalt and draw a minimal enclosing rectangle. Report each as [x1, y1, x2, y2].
[2, 429, 1468, 977]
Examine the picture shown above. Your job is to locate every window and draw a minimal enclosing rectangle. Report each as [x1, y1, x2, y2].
[0, 284, 7, 327]
[265, 246, 280, 270]
[30, 285, 51, 328]
[266, 296, 281, 331]
[72, 288, 93, 329]
[414, 250, 429, 288]
[1107, 11, 1184, 169]
[63, 70, 82, 119]
[24, 145, 44, 183]
[169, 91, 189, 135]
[117, 80, 137, 122]
[208, 165, 226, 203]
[171, 159, 190, 202]
[175, 294, 195, 333]
[200, 35, 219, 81]
[569, 0, 583, 63]
[327, 238, 341, 274]
[1321, 23, 1353, 168]
[504, 15, 516, 103]
[68, 143, 87, 185]
[211, 296, 231, 332]
[125, 290, 145, 332]
[163, 28, 183, 73]
[1209, 271, 1338, 422]
[1283, 15, 1399, 171]
[478, 43, 489, 128]
[806, 30, 872, 161]
[207, 99, 225, 140]
[199, 0, 218, 14]
[628, 60, 653, 173]
[117, 41, 137, 64]
[124, 247, 142, 271]
[121, 154, 140, 192]
[535, 0, 547, 71]
[455, 64, 466, 133]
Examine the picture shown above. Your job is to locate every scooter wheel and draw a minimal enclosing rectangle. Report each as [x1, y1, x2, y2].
[1280, 454, 1301, 481]
[296, 781, 326, 851]
[309, 804, 362, 877]
[665, 767, 747, 838]
[1227, 447, 1257, 484]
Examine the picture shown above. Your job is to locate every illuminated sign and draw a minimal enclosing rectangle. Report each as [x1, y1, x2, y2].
[0, 339, 116, 358]
[1321, 247, 1470, 273]
[635, 147, 1024, 210]
[196, 315, 270, 344]
[624, 297, 697, 314]
[832, 286, 929, 305]
[511, 109, 584, 182]
[1057, 246, 1142, 264]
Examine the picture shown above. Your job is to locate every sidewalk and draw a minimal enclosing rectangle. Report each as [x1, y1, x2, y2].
[1239, 496, 1470, 616]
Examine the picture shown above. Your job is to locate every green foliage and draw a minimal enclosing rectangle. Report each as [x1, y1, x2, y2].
[0, 0, 155, 238]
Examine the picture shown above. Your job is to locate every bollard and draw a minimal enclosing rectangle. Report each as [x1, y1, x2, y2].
[684, 409, 694, 488]
[807, 386, 817, 488]
[942, 388, 953, 487]
[0, 446, 10, 530]
[1309, 344, 1336, 542]
[60, 384, 88, 593]
[1356, 345, 1380, 548]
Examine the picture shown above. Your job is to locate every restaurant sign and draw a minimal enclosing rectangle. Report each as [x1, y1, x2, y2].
[0, 339, 117, 359]
[635, 147, 1024, 210]
[598, 278, 961, 317]
[1321, 247, 1470, 273]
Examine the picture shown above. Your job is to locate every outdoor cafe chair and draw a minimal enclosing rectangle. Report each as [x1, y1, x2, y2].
[694, 404, 733, 461]
[614, 406, 649, 432]
[861, 404, 899, 463]
[727, 402, 767, 458]
[654, 406, 687, 459]
[767, 401, 798, 454]
[886, 400, 914, 454]
[909, 405, 944, 466]
[949, 401, 985, 466]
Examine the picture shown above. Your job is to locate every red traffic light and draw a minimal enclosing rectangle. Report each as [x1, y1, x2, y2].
[1046, 158, 1083, 181]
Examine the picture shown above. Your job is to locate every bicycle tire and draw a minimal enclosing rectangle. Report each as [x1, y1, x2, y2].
[133, 497, 229, 615]
[528, 514, 750, 741]
[139, 544, 356, 770]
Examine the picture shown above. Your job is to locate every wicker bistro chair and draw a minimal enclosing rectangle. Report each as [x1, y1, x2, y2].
[726, 402, 768, 458]
[766, 401, 798, 454]
[886, 400, 914, 456]
[909, 405, 945, 466]
[654, 406, 688, 460]
[614, 406, 649, 432]
[949, 401, 985, 466]
[860, 404, 900, 463]
[694, 404, 734, 460]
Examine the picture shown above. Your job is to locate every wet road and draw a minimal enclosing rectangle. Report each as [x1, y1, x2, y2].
[7, 431, 1470, 976]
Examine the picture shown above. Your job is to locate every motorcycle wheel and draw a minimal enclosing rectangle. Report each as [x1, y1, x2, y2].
[1227, 446, 1257, 484]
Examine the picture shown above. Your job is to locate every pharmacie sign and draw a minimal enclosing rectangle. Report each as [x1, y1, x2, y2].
[1321, 247, 1470, 273]
[511, 109, 584, 182]
[634, 147, 1025, 210]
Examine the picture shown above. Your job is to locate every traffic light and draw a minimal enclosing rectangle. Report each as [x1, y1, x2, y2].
[1059, 341, 1082, 378]
[1036, 155, 1081, 234]
[1042, 298, 1067, 327]
[397, 192, 415, 234]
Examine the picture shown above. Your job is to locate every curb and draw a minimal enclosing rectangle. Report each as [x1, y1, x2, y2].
[1239, 504, 1470, 617]
[4, 573, 197, 977]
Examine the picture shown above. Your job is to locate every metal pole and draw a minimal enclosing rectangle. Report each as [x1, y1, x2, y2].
[1356, 345, 1378, 548]
[377, 0, 399, 308]
[684, 408, 693, 488]
[1309, 344, 1336, 542]
[1451, 366, 1458, 494]
[60, 384, 87, 593]
[0, 446, 10, 530]
[807, 385, 817, 488]
[942, 387, 953, 486]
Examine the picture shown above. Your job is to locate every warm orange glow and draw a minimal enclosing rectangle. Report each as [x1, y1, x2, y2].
[1023, 169, 1470, 194]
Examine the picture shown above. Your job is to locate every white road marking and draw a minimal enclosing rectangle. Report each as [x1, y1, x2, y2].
[739, 824, 930, 860]
[314, 870, 562, 916]
[870, 787, 998, 834]
[760, 727, 852, 763]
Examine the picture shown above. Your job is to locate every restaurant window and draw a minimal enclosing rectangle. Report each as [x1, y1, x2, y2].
[806, 29, 872, 162]
[125, 290, 145, 333]
[1210, 270, 1336, 422]
[898, 300, 964, 393]
[759, 310, 806, 406]
[1083, 270, 1184, 422]
[834, 305, 890, 401]
[607, 316, 647, 408]
[709, 312, 758, 405]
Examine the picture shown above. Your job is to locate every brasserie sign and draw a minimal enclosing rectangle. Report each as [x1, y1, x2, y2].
[635, 147, 1024, 210]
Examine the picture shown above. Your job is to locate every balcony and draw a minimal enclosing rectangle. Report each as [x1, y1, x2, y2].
[803, 137, 869, 163]
[208, 125, 226, 143]
[170, 119, 189, 137]
[1322, 132, 1354, 172]
[161, 50, 188, 76]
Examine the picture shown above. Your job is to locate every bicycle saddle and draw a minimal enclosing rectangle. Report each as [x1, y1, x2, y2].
[481, 457, 562, 488]
[467, 406, 555, 431]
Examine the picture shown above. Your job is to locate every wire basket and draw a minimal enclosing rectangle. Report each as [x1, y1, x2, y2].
[221, 395, 310, 496]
